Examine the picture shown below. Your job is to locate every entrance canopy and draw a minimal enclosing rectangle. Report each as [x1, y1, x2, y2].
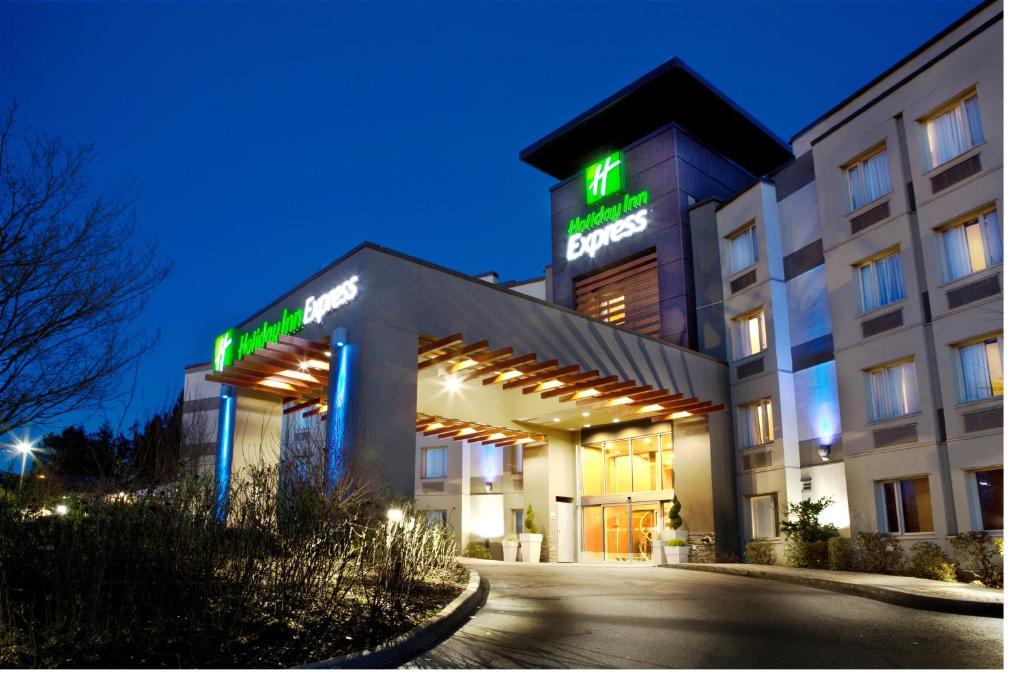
[416, 332, 726, 432]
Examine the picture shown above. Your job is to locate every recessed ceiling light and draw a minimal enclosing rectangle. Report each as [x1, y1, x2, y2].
[583, 424, 591, 428]
[553, 417, 560, 423]
[582, 412, 590, 417]
[613, 418, 620, 423]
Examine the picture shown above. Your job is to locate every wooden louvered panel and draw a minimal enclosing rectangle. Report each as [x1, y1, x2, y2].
[575, 251, 661, 337]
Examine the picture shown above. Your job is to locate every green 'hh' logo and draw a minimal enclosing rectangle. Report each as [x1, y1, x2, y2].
[585, 151, 623, 205]
[213, 328, 239, 372]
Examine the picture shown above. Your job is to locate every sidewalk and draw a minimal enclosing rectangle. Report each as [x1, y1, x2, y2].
[664, 562, 1003, 617]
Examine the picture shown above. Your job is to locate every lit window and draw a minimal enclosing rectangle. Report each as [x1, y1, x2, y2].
[597, 292, 626, 325]
[866, 360, 918, 422]
[581, 434, 673, 495]
[974, 469, 1003, 531]
[857, 250, 906, 313]
[940, 209, 1001, 283]
[738, 399, 773, 449]
[880, 477, 933, 533]
[513, 509, 524, 535]
[924, 93, 984, 169]
[956, 336, 1003, 403]
[734, 309, 767, 359]
[425, 510, 447, 526]
[846, 147, 892, 211]
[750, 494, 778, 538]
[422, 447, 447, 479]
[729, 225, 758, 274]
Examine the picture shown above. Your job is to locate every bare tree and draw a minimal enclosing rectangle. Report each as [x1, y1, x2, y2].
[0, 103, 169, 433]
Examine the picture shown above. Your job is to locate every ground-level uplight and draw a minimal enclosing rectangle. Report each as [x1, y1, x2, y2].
[55, 504, 68, 516]
[386, 508, 404, 523]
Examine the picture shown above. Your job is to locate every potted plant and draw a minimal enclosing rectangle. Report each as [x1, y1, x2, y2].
[501, 534, 519, 562]
[665, 493, 687, 540]
[665, 537, 689, 564]
[518, 504, 543, 563]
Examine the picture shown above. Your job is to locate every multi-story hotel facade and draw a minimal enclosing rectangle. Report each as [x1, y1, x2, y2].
[184, 0, 1003, 563]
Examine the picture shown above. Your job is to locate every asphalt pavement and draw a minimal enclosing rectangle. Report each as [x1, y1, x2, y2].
[404, 559, 1003, 669]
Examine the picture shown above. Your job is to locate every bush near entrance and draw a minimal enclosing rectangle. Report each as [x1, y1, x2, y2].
[780, 497, 839, 569]
[744, 538, 776, 565]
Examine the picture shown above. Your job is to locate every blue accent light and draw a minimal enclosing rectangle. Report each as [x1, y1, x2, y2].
[215, 385, 236, 522]
[325, 339, 350, 492]
[796, 361, 841, 446]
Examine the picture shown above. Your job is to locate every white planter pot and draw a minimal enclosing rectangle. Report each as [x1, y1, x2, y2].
[652, 539, 667, 564]
[519, 533, 543, 563]
[501, 541, 519, 563]
[665, 545, 690, 564]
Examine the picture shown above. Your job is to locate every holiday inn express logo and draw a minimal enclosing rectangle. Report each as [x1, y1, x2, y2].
[585, 152, 623, 205]
[211, 275, 359, 373]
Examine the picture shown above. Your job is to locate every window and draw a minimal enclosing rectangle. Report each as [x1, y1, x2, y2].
[734, 309, 767, 359]
[846, 147, 892, 211]
[729, 225, 759, 273]
[857, 250, 906, 313]
[581, 433, 674, 495]
[512, 509, 525, 535]
[881, 477, 933, 533]
[866, 360, 918, 422]
[425, 510, 447, 526]
[924, 93, 983, 168]
[940, 209, 1001, 282]
[513, 445, 523, 474]
[738, 399, 773, 449]
[974, 469, 1003, 531]
[422, 447, 447, 479]
[750, 494, 778, 539]
[956, 336, 1003, 403]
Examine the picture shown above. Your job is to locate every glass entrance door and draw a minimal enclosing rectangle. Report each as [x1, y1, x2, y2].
[582, 503, 661, 562]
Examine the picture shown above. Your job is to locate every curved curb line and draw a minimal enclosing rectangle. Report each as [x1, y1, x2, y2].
[298, 569, 489, 669]
[663, 563, 1002, 618]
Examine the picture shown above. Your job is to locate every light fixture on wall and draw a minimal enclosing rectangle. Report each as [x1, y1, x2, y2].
[817, 443, 831, 462]
[484, 481, 493, 493]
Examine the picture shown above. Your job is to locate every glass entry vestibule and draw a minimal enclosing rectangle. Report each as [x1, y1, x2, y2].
[579, 432, 674, 562]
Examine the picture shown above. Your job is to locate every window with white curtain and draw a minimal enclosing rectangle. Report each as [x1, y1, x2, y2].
[956, 336, 1003, 403]
[425, 510, 447, 526]
[422, 447, 447, 479]
[866, 360, 919, 422]
[750, 494, 778, 538]
[940, 209, 1001, 282]
[729, 225, 758, 273]
[857, 250, 906, 313]
[846, 147, 892, 211]
[735, 309, 767, 359]
[739, 399, 773, 448]
[924, 93, 984, 168]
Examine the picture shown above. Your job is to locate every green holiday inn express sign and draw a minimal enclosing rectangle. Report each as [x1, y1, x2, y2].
[212, 275, 359, 373]
[567, 151, 651, 261]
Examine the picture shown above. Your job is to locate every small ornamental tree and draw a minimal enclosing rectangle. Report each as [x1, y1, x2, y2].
[667, 493, 683, 530]
[524, 504, 540, 534]
[780, 496, 839, 568]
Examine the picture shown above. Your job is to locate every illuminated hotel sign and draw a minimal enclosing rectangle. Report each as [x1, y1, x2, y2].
[567, 150, 651, 261]
[212, 275, 359, 373]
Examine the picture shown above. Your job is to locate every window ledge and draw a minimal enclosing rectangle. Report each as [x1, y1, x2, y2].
[937, 264, 1002, 291]
[729, 262, 759, 280]
[845, 192, 892, 220]
[925, 141, 986, 178]
[733, 349, 768, 365]
[855, 298, 907, 321]
[740, 440, 774, 452]
[867, 412, 922, 428]
[954, 396, 1003, 411]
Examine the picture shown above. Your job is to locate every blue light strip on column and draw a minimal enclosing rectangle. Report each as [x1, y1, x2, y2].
[215, 385, 236, 522]
[325, 341, 350, 493]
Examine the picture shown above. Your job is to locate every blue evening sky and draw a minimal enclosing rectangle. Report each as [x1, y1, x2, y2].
[1, 0, 978, 442]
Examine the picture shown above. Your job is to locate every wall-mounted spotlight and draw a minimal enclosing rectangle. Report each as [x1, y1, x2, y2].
[484, 481, 493, 493]
[817, 443, 831, 461]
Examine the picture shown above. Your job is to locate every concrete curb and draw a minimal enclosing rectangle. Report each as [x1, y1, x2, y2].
[663, 563, 1002, 618]
[299, 569, 489, 669]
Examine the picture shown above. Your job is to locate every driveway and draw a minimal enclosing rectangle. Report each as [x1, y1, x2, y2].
[406, 560, 1003, 669]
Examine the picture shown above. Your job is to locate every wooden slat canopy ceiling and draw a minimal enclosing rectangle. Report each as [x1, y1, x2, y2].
[206, 335, 332, 414]
[417, 333, 726, 423]
[416, 413, 545, 448]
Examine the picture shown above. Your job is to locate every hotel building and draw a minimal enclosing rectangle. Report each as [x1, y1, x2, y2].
[184, 0, 1003, 562]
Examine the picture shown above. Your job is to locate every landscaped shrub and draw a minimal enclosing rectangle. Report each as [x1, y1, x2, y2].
[855, 532, 905, 574]
[827, 537, 854, 571]
[950, 531, 1003, 588]
[745, 538, 776, 565]
[908, 541, 957, 582]
[463, 541, 492, 559]
[780, 497, 839, 568]
[524, 504, 540, 534]
[666, 538, 688, 547]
